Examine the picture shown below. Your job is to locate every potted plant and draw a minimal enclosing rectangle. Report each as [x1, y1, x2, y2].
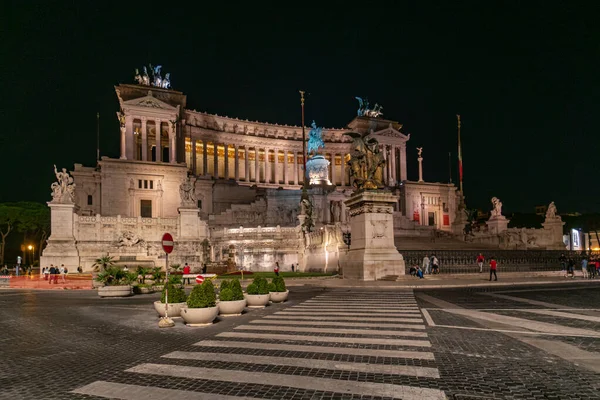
[150, 267, 164, 291]
[92, 255, 116, 289]
[153, 282, 187, 318]
[133, 266, 153, 294]
[245, 276, 270, 308]
[218, 279, 246, 316]
[181, 279, 218, 326]
[96, 266, 137, 297]
[269, 275, 289, 303]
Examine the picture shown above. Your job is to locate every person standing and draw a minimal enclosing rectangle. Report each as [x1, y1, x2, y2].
[274, 262, 280, 276]
[559, 253, 567, 273]
[581, 256, 589, 279]
[60, 264, 66, 283]
[476, 253, 485, 273]
[422, 254, 431, 275]
[183, 263, 191, 285]
[291, 264, 295, 272]
[489, 257, 498, 281]
[431, 254, 439, 274]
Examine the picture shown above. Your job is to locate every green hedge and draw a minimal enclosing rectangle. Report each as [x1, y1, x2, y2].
[187, 280, 216, 308]
[247, 276, 269, 295]
[160, 283, 187, 303]
[219, 279, 244, 301]
[271, 276, 287, 292]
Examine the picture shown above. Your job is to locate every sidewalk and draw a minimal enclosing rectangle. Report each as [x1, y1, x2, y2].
[3, 275, 93, 290]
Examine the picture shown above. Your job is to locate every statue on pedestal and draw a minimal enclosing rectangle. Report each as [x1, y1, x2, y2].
[545, 201, 558, 220]
[490, 197, 503, 217]
[50, 165, 75, 203]
[179, 177, 197, 207]
[307, 121, 325, 157]
[344, 131, 386, 190]
[355, 97, 384, 118]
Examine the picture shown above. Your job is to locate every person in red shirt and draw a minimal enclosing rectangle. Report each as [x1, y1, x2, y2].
[476, 253, 485, 273]
[274, 261, 280, 276]
[489, 257, 498, 281]
[183, 263, 191, 285]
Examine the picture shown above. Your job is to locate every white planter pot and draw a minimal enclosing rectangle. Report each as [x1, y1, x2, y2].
[269, 290, 289, 303]
[153, 301, 186, 318]
[218, 299, 247, 316]
[97, 285, 132, 298]
[181, 306, 219, 326]
[133, 286, 153, 294]
[244, 293, 270, 308]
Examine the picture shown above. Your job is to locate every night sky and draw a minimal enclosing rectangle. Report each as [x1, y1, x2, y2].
[3, 2, 599, 213]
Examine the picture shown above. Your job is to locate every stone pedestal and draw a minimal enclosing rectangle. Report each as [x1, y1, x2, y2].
[542, 217, 566, 250]
[178, 206, 202, 239]
[340, 191, 405, 281]
[487, 215, 509, 235]
[306, 155, 332, 186]
[40, 202, 80, 270]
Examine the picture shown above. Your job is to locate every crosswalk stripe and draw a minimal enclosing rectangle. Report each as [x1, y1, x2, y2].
[163, 351, 440, 378]
[264, 315, 425, 322]
[233, 324, 429, 337]
[274, 311, 422, 319]
[72, 381, 263, 400]
[194, 339, 436, 359]
[126, 363, 446, 400]
[294, 307, 422, 313]
[290, 307, 418, 313]
[248, 319, 427, 329]
[217, 331, 432, 347]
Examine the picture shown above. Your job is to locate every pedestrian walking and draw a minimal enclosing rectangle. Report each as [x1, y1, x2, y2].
[60, 264, 66, 283]
[422, 254, 431, 274]
[274, 262, 280, 276]
[559, 253, 567, 273]
[489, 257, 498, 281]
[581, 257, 589, 279]
[476, 253, 485, 273]
[291, 264, 295, 272]
[431, 254, 439, 274]
[183, 263, 191, 285]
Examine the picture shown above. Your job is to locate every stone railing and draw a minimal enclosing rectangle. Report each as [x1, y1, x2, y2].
[213, 226, 297, 239]
[74, 214, 181, 243]
[401, 249, 598, 274]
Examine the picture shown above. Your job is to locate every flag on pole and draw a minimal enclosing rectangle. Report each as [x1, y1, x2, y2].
[457, 114, 463, 192]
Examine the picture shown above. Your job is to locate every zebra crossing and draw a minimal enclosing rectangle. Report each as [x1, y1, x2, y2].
[73, 290, 445, 400]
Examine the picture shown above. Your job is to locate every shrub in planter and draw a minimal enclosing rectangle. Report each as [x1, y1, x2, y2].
[245, 276, 270, 307]
[218, 279, 246, 316]
[133, 283, 154, 294]
[153, 283, 187, 318]
[96, 266, 136, 297]
[181, 280, 218, 326]
[269, 275, 289, 303]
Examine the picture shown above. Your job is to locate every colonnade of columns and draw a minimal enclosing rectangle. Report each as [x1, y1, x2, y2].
[185, 139, 355, 187]
[122, 115, 177, 163]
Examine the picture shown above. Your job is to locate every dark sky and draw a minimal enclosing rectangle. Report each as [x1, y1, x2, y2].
[3, 2, 599, 213]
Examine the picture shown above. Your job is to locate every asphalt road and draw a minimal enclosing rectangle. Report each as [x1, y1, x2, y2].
[0, 283, 599, 399]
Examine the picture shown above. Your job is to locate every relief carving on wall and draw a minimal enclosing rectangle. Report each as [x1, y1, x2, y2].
[371, 220, 388, 238]
[117, 230, 146, 248]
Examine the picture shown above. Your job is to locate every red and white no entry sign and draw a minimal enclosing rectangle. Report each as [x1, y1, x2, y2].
[195, 275, 204, 284]
[161, 232, 174, 254]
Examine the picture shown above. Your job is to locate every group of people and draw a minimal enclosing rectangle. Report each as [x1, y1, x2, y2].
[559, 253, 600, 279]
[410, 253, 498, 281]
[41, 264, 68, 283]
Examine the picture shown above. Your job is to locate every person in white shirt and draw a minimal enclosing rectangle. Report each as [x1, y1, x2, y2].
[422, 255, 431, 274]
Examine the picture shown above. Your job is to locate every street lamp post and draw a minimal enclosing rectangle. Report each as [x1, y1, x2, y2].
[27, 245, 34, 276]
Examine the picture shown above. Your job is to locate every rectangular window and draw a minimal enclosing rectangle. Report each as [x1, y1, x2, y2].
[140, 200, 152, 218]
[87, 195, 93, 205]
[138, 180, 142, 189]
[144, 180, 148, 189]
[197, 200, 202, 209]
[149, 181, 154, 189]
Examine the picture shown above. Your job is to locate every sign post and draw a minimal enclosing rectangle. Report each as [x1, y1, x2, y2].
[159, 233, 175, 328]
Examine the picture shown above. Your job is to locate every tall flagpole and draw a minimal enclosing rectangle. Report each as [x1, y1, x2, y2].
[96, 112, 100, 164]
[300, 90, 308, 200]
[456, 114, 463, 193]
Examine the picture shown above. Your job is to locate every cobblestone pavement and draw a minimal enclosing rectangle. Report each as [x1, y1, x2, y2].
[1, 283, 600, 399]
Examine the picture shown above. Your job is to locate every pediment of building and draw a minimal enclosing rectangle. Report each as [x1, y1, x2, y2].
[372, 126, 410, 142]
[123, 92, 178, 111]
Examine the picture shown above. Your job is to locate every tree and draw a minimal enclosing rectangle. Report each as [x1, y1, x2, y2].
[14, 202, 50, 265]
[0, 204, 22, 265]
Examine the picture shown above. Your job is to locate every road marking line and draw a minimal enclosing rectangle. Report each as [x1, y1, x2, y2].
[421, 309, 435, 327]
[275, 311, 420, 317]
[194, 340, 436, 359]
[234, 325, 428, 337]
[217, 331, 432, 347]
[163, 351, 440, 378]
[517, 309, 600, 323]
[126, 363, 446, 400]
[479, 292, 577, 309]
[264, 315, 425, 322]
[430, 324, 600, 338]
[249, 319, 426, 329]
[72, 381, 262, 400]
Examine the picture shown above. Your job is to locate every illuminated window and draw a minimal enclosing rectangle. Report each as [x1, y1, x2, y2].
[140, 200, 152, 218]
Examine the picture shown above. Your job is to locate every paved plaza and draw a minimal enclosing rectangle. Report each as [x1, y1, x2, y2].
[1, 283, 599, 399]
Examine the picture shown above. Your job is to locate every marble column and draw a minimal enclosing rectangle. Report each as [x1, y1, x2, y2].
[390, 146, 396, 186]
[155, 119, 162, 162]
[293, 151, 299, 185]
[244, 146, 250, 181]
[192, 140, 197, 174]
[274, 148, 279, 184]
[169, 123, 176, 164]
[418, 156, 424, 182]
[119, 125, 126, 159]
[141, 117, 148, 161]
[382, 146, 388, 185]
[254, 147, 259, 182]
[214, 143, 219, 178]
[283, 150, 288, 185]
[400, 144, 407, 181]
[342, 153, 347, 186]
[265, 148, 271, 183]
[224, 144, 229, 179]
[203, 141, 208, 175]
[125, 115, 133, 160]
[332, 153, 338, 185]
[234, 145, 239, 181]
